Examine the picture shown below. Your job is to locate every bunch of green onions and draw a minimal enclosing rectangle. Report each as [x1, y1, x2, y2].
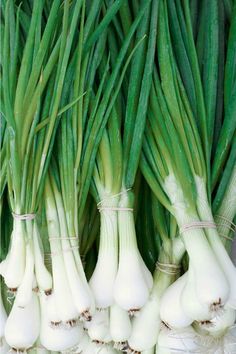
[0, 0, 236, 353]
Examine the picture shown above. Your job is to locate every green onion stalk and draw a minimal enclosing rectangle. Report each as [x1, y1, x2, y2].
[214, 162, 236, 249]
[140, 1, 236, 350]
[89, 114, 122, 311]
[87, 108, 127, 344]
[0, 112, 7, 219]
[211, 2, 236, 251]
[135, 176, 158, 273]
[79, 193, 100, 277]
[127, 193, 185, 352]
[1, 0, 83, 351]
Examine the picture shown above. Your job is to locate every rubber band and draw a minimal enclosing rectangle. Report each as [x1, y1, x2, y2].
[215, 215, 236, 232]
[12, 212, 36, 221]
[98, 206, 133, 212]
[179, 219, 235, 242]
[97, 188, 132, 208]
[218, 222, 236, 233]
[97, 189, 133, 212]
[219, 233, 234, 242]
[44, 245, 79, 257]
[156, 261, 181, 275]
[44, 256, 52, 265]
[179, 221, 216, 235]
[48, 235, 79, 241]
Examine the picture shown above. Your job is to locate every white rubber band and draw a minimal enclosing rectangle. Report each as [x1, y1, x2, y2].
[48, 235, 79, 241]
[179, 221, 216, 234]
[97, 188, 132, 208]
[219, 233, 234, 242]
[215, 215, 236, 232]
[97, 189, 133, 212]
[44, 245, 79, 257]
[98, 206, 133, 212]
[12, 212, 36, 220]
[156, 261, 181, 275]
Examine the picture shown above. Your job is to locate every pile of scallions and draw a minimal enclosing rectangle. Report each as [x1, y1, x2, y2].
[0, 0, 236, 353]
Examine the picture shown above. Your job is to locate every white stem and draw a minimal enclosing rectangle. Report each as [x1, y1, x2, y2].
[114, 191, 151, 311]
[215, 163, 236, 241]
[89, 203, 118, 308]
[0, 257, 9, 278]
[54, 191, 94, 318]
[15, 240, 34, 307]
[69, 234, 95, 317]
[45, 193, 78, 322]
[4, 218, 26, 289]
[33, 222, 52, 292]
[4, 291, 40, 350]
[138, 252, 153, 290]
[195, 175, 236, 308]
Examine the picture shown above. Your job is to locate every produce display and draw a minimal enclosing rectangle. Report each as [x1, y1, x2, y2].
[0, 0, 236, 353]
